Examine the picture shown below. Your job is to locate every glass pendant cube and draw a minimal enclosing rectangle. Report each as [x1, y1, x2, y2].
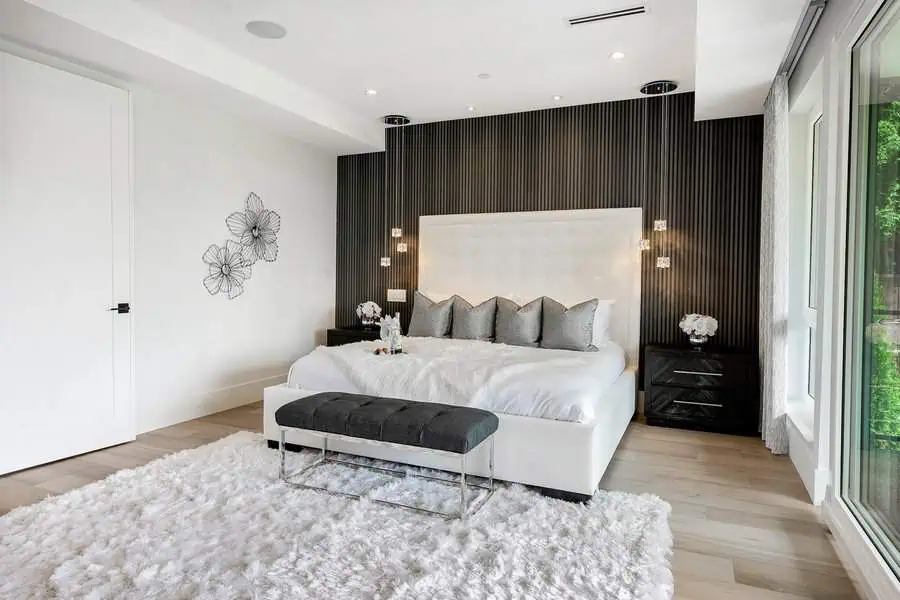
[639, 239, 651, 251]
[397, 242, 408, 253]
[656, 256, 671, 269]
[380, 256, 391, 267]
[391, 228, 402, 238]
[653, 219, 667, 232]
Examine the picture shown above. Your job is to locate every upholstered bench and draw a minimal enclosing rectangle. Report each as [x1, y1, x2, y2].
[274, 392, 499, 518]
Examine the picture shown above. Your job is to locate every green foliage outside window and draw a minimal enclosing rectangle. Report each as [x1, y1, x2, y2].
[870, 100, 900, 451]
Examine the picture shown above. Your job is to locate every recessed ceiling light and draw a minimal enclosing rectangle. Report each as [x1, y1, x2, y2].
[245, 21, 287, 39]
[466, 106, 476, 112]
[610, 51, 625, 61]
[477, 73, 491, 80]
[552, 95, 563, 101]
[365, 89, 378, 96]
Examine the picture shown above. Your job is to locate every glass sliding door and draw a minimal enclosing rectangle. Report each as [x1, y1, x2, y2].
[845, 0, 900, 578]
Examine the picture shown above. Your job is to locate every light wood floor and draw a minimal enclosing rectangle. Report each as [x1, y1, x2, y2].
[0, 403, 861, 600]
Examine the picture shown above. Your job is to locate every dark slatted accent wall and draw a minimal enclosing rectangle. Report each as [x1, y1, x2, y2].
[336, 92, 762, 357]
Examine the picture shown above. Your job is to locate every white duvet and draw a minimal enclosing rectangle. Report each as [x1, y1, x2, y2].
[286, 337, 626, 423]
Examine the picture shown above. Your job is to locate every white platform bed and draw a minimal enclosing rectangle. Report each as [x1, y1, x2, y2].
[264, 207, 642, 498]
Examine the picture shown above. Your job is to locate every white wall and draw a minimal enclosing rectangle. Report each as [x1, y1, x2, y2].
[132, 88, 336, 433]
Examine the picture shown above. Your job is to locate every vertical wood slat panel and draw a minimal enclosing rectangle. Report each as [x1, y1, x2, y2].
[336, 92, 763, 360]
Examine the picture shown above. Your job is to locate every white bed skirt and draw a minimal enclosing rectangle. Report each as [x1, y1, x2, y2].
[263, 368, 635, 497]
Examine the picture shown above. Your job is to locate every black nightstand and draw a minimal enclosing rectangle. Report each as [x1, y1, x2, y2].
[326, 326, 381, 347]
[643, 345, 759, 435]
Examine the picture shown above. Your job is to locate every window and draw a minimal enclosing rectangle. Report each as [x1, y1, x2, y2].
[788, 83, 824, 427]
[844, 0, 900, 578]
[807, 115, 824, 400]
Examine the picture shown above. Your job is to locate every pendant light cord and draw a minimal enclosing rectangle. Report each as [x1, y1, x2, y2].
[383, 129, 389, 260]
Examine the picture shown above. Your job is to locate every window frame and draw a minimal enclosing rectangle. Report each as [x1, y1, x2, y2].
[841, 0, 900, 579]
[806, 111, 825, 402]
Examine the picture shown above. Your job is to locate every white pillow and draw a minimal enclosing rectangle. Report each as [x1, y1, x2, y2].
[557, 298, 615, 347]
[591, 299, 615, 347]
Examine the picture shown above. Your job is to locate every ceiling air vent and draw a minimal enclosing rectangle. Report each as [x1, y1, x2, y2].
[568, 4, 646, 26]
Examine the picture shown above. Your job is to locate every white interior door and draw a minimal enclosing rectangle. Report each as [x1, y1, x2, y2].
[0, 52, 133, 475]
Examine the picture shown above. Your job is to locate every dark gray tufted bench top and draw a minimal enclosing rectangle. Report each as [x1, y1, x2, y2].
[274, 392, 499, 454]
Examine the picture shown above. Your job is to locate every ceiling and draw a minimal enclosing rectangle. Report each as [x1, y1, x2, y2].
[0, 0, 809, 153]
[695, 0, 808, 120]
[136, 0, 698, 125]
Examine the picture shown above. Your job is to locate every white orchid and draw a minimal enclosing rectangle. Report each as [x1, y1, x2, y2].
[679, 313, 718, 337]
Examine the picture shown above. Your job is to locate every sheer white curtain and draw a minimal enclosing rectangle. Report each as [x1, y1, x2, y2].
[759, 74, 790, 454]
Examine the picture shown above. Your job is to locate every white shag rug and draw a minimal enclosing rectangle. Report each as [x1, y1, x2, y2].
[0, 432, 673, 600]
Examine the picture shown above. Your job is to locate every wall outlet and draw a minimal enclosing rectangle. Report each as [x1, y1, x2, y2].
[387, 289, 407, 303]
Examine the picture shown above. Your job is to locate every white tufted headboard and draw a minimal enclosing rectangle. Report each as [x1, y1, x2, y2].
[418, 208, 642, 365]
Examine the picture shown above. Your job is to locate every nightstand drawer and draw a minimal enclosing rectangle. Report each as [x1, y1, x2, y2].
[647, 355, 750, 389]
[646, 387, 732, 423]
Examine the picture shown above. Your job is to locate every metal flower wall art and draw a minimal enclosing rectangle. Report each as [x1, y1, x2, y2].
[203, 193, 282, 299]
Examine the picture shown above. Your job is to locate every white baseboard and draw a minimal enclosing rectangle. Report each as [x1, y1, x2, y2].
[787, 416, 826, 504]
[823, 496, 900, 600]
[137, 374, 286, 434]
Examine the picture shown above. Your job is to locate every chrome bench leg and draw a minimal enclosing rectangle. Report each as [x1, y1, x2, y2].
[460, 452, 467, 519]
[279, 428, 286, 481]
[277, 428, 496, 519]
[489, 436, 495, 492]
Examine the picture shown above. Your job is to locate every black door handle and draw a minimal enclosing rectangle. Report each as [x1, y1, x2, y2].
[108, 303, 130, 314]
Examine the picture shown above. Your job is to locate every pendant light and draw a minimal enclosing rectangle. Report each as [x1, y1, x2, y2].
[382, 115, 409, 262]
[380, 115, 410, 266]
[379, 141, 390, 268]
[640, 80, 678, 268]
[396, 120, 408, 253]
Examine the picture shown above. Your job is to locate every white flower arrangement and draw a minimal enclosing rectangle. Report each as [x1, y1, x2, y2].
[356, 301, 382, 321]
[679, 313, 718, 338]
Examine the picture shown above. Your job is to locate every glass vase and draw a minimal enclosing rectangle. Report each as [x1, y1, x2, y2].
[688, 333, 708, 347]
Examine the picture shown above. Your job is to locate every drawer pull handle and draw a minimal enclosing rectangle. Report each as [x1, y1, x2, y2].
[674, 400, 724, 408]
[672, 369, 723, 377]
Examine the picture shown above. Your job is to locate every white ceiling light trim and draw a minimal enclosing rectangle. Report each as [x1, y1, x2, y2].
[610, 51, 626, 61]
[244, 20, 286, 39]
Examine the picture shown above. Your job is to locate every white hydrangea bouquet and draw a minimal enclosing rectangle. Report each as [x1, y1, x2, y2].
[679, 313, 718, 347]
[356, 301, 382, 326]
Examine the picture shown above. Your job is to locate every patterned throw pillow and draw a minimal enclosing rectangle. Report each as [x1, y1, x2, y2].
[451, 296, 498, 341]
[495, 297, 542, 347]
[407, 292, 454, 338]
[540, 297, 599, 351]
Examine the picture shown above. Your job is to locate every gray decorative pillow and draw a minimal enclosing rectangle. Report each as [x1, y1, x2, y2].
[495, 297, 542, 347]
[451, 296, 497, 341]
[408, 292, 454, 338]
[540, 297, 599, 351]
